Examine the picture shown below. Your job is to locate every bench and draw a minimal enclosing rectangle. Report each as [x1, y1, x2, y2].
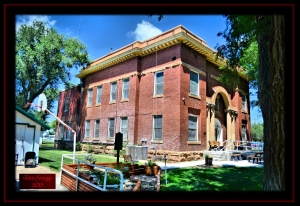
[208, 140, 220, 151]
[247, 152, 263, 163]
[230, 153, 242, 161]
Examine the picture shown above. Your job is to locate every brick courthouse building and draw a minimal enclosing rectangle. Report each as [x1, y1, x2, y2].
[55, 25, 251, 153]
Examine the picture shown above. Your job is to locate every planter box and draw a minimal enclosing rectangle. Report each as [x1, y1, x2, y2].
[61, 162, 123, 192]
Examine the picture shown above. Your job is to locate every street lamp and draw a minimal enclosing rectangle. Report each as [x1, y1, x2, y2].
[164, 154, 168, 185]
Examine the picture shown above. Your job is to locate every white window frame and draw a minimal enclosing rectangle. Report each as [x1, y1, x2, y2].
[154, 71, 164, 96]
[120, 117, 128, 140]
[96, 86, 102, 104]
[190, 70, 200, 96]
[66, 123, 72, 140]
[64, 97, 69, 112]
[94, 119, 100, 138]
[85, 120, 90, 138]
[188, 115, 198, 141]
[242, 93, 247, 112]
[110, 82, 117, 102]
[122, 78, 129, 100]
[87, 89, 93, 106]
[153, 115, 162, 140]
[108, 118, 115, 138]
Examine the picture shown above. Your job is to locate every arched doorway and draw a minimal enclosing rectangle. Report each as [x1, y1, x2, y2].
[215, 118, 223, 145]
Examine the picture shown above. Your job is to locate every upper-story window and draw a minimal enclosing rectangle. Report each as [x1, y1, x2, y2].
[110, 82, 117, 102]
[64, 97, 69, 112]
[122, 78, 129, 100]
[242, 93, 247, 112]
[154, 71, 164, 96]
[153, 115, 162, 140]
[190, 70, 199, 96]
[87, 89, 93, 106]
[94, 119, 100, 138]
[96, 86, 102, 104]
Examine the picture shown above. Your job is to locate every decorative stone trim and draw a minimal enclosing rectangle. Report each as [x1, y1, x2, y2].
[150, 140, 163, 144]
[187, 141, 201, 145]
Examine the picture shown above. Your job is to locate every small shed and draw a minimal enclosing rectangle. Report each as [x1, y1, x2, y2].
[15, 106, 50, 165]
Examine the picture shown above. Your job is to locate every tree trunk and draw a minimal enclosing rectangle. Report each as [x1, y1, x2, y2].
[257, 15, 285, 191]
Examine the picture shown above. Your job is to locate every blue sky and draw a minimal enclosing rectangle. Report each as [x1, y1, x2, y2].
[15, 14, 263, 124]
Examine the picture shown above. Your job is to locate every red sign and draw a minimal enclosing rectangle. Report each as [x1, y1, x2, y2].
[19, 174, 56, 189]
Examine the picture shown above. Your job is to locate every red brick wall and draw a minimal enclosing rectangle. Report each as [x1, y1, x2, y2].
[71, 42, 251, 152]
[55, 85, 82, 142]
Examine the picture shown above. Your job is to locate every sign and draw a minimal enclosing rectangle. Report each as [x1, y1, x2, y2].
[19, 174, 56, 189]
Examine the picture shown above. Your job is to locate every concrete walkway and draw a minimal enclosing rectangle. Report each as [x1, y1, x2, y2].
[15, 159, 263, 191]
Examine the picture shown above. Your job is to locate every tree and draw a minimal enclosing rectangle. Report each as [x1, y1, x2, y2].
[15, 20, 91, 114]
[251, 122, 263, 142]
[216, 15, 285, 191]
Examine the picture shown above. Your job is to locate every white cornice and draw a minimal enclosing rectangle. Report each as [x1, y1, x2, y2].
[76, 25, 248, 81]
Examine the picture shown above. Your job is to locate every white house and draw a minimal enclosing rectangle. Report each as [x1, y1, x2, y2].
[15, 106, 50, 165]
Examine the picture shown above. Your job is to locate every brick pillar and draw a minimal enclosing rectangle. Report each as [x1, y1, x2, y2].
[206, 104, 211, 150]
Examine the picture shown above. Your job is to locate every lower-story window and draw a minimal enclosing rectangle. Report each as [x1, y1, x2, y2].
[188, 115, 198, 141]
[108, 118, 115, 138]
[153, 115, 162, 140]
[85, 120, 90, 138]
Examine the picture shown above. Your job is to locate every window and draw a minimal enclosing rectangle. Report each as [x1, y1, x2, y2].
[85, 120, 90, 137]
[242, 124, 247, 141]
[87, 89, 92, 106]
[66, 123, 72, 140]
[64, 97, 69, 112]
[188, 115, 198, 141]
[215, 95, 220, 112]
[59, 124, 64, 139]
[242, 93, 247, 112]
[122, 78, 129, 100]
[154, 71, 164, 96]
[120, 117, 128, 140]
[108, 118, 115, 138]
[96, 86, 102, 104]
[190, 70, 199, 96]
[94, 119, 100, 138]
[153, 115, 162, 140]
[110, 82, 117, 101]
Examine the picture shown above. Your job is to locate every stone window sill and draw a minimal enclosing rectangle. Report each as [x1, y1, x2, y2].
[189, 93, 201, 100]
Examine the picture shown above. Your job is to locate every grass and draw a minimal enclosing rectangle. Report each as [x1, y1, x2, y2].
[160, 166, 263, 191]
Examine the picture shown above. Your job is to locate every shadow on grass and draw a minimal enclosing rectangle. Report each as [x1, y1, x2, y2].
[160, 166, 263, 191]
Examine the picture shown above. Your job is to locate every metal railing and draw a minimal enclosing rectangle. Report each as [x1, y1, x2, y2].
[60, 154, 124, 191]
[215, 140, 264, 151]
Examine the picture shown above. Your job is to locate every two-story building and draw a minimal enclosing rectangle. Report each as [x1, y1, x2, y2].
[56, 25, 251, 152]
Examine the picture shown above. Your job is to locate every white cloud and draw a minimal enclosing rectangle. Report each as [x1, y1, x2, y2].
[16, 15, 56, 31]
[127, 20, 162, 41]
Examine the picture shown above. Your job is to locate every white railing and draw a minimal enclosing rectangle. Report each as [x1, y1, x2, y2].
[60, 154, 124, 191]
[215, 140, 264, 151]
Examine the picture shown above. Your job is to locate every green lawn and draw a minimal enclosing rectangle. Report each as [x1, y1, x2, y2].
[160, 166, 263, 191]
